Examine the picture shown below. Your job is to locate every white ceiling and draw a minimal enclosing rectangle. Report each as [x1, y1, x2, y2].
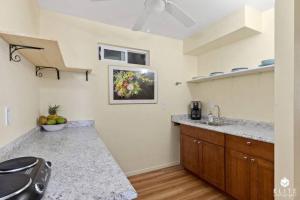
[38, 0, 274, 39]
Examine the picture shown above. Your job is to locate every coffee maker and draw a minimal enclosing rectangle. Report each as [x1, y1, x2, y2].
[190, 101, 202, 120]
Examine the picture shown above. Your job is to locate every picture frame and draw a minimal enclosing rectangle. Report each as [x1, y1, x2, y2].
[109, 65, 158, 104]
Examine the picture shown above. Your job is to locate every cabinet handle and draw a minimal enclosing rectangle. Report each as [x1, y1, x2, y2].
[193, 140, 197, 143]
[243, 156, 248, 160]
[250, 158, 255, 162]
[246, 141, 252, 145]
[197, 141, 201, 144]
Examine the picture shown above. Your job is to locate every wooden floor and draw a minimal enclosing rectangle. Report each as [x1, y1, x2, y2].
[128, 166, 232, 200]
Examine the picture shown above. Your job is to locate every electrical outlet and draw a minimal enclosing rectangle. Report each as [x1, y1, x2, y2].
[4, 107, 11, 126]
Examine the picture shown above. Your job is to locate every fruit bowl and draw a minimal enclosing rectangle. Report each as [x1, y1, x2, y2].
[42, 124, 66, 132]
[39, 105, 68, 132]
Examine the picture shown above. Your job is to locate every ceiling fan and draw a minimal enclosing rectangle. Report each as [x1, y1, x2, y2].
[91, 0, 196, 31]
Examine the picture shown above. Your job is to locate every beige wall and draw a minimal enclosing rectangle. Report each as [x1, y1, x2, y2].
[0, 0, 40, 35]
[0, 0, 40, 148]
[184, 6, 263, 55]
[38, 10, 197, 175]
[189, 9, 274, 122]
[275, 0, 300, 199]
[295, 0, 300, 193]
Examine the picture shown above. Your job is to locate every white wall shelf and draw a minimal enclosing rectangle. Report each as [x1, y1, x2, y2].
[187, 65, 274, 83]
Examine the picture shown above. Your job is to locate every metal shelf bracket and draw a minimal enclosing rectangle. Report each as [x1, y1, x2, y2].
[9, 44, 44, 62]
[36, 66, 60, 80]
[8, 43, 89, 82]
[86, 71, 89, 81]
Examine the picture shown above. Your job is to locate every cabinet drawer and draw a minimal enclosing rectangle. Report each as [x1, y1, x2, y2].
[180, 124, 199, 139]
[226, 135, 274, 162]
[181, 125, 224, 146]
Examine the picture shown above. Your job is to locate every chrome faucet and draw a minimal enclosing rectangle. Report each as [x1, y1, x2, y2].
[208, 104, 222, 125]
[213, 105, 221, 120]
[206, 104, 225, 126]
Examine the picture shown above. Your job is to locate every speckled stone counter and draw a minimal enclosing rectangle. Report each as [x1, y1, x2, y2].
[0, 125, 137, 200]
[172, 115, 274, 144]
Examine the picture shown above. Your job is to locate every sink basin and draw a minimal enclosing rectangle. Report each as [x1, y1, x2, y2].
[198, 120, 229, 126]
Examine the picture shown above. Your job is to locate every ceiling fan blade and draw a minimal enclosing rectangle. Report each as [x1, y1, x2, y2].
[165, 1, 195, 27]
[132, 9, 152, 31]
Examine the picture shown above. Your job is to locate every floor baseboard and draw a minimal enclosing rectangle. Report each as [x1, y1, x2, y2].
[125, 161, 180, 177]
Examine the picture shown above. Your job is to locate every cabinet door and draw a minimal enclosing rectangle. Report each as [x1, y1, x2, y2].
[181, 134, 199, 175]
[250, 157, 274, 200]
[202, 141, 225, 190]
[226, 150, 250, 200]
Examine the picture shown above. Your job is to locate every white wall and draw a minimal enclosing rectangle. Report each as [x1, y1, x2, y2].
[189, 9, 274, 122]
[38, 10, 197, 175]
[0, 0, 40, 147]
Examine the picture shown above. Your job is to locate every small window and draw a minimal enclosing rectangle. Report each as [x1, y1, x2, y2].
[104, 49, 126, 61]
[99, 44, 149, 66]
[128, 51, 146, 65]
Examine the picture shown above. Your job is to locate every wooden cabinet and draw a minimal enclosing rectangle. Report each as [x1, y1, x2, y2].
[180, 126, 225, 190]
[180, 124, 274, 199]
[181, 134, 200, 175]
[226, 150, 251, 200]
[250, 157, 274, 200]
[202, 141, 225, 190]
[226, 135, 274, 162]
[181, 125, 224, 146]
[226, 136, 274, 200]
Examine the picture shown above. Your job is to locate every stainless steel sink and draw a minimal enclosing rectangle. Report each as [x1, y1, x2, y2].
[198, 120, 229, 126]
[197, 104, 231, 127]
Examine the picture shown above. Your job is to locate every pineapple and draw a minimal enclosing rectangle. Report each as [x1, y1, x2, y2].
[48, 105, 60, 120]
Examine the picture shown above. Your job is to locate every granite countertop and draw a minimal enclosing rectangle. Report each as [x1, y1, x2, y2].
[172, 115, 274, 144]
[0, 125, 137, 200]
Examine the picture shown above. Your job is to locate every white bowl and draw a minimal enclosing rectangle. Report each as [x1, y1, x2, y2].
[42, 124, 66, 132]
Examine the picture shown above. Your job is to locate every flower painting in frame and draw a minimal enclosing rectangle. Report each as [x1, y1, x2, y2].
[109, 66, 157, 104]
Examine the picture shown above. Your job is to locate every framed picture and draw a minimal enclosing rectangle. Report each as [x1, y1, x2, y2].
[109, 66, 157, 104]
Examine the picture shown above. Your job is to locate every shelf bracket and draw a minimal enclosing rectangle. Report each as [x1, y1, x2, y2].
[36, 66, 60, 80]
[86, 71, 89, 81]
[9, 44, 44, 62]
